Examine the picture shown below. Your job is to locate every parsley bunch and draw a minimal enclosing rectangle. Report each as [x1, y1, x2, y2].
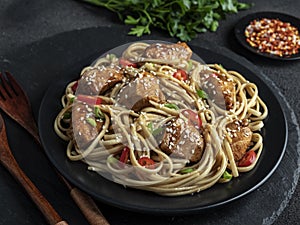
[81, 0, 251, 41]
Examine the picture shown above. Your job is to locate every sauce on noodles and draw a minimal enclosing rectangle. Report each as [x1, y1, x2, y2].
[54, 41, 268, 196]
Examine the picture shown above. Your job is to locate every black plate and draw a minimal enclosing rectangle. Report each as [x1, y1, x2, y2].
[234, 11, 300, 60]
[38, 43, 287, 214]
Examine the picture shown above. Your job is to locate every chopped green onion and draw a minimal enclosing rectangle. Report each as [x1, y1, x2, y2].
[179, 168, 194, 174]
[94, 106, 105, 119]
[107, 156, 118, 164]
[62, 112, 71, 119]
[152, 127, 163, 136]
[67, 94, 75, 103]
[147, 122, 154, 133]
[196, 89, 208, 99]
[164, 103, 179, 110]
[108, 54, 116, 60]
[86, 118, 97, 127]
[187, 60, 193, 72]
[148, 122, 163, 136]
[222, 170, 232, 180]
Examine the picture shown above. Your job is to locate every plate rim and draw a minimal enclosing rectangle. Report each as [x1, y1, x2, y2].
[38, 42, 288, 214]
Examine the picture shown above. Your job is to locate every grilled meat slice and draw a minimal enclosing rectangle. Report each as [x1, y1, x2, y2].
[117, 73, 165, 111]
[77, 67, 123, 96]
[160, 116, 205, 163]
[72, 102, 104, 149]
[200, 69, 235, 110]
[226, 119, 253, 161]
[143, 42, 193, 61]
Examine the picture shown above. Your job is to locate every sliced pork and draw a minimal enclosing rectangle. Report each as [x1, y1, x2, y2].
[117, 73, 165, 111]
[200, 69, 235, 110]
[72, 102, 104, 149]
[160, 116, 205, 163]
[76, 67, 123, 96]
[143, 42, 193, 61]
[226, 119, 253, 161]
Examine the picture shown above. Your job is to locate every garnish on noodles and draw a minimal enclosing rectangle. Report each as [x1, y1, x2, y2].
[54, 41, 268, 196]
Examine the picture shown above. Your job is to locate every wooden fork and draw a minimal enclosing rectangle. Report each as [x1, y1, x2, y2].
[0, 71, 110, 225]
[0, 71, 40, 144]
[0, 113, 68, 225]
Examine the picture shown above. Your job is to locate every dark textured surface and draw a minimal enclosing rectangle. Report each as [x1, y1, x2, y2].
[0, 0, 299, 225]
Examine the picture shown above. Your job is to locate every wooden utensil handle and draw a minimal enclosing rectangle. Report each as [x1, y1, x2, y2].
[37, 134, 110, 225]
[70, 188, 110, 225]
[0, 144, 67, 225]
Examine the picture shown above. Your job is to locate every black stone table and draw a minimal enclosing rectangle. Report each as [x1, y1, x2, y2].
[0, 1, 299, 224]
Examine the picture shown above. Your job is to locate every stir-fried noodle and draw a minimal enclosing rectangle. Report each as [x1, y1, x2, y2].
[54, 42, 268, 196]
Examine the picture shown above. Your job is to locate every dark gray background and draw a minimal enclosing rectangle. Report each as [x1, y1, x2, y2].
[0, 0, 299, 224]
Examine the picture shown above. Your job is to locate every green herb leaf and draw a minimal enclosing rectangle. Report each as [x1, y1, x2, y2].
[210, 20, 219, 32]
[81, 0, 252, 41]
[128, 25, 150, 37]
[197, 89, 208, 99]
[125, 15, 140, 25]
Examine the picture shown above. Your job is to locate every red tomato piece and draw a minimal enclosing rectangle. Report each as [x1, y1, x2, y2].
[173, 69, 188, 81]
[119, 58, 137, 68]
[138, 157, 155, 169]
[181, 109, 202, 128]
[77, 95, 102, 105]
[238, 150, 257, 167]
[119, 147, 130, 163]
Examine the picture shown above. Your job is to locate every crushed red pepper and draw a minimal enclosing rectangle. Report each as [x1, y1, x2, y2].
[245, 18, 300, 57]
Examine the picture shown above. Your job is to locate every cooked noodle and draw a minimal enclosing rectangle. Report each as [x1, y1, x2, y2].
[54, 42, 268, 196]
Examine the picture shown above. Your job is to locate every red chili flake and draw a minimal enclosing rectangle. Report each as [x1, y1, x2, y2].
[173, 69, 188, 81]
[138, 157, 155, 169]
[119, 147, 130, 163]
[245, 18, 300, 57]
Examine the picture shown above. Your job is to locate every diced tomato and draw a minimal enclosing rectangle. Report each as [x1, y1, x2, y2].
[238, 150, 256, 167]
[173, 69, 188, 81]
[119, 147, 130, 164]
[181, 109, 202, 128]
[71, 81, 78, 92]
[138, 157, 155, 169]
[119, 58, 137, 68]
[77, 95, 102, 105]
